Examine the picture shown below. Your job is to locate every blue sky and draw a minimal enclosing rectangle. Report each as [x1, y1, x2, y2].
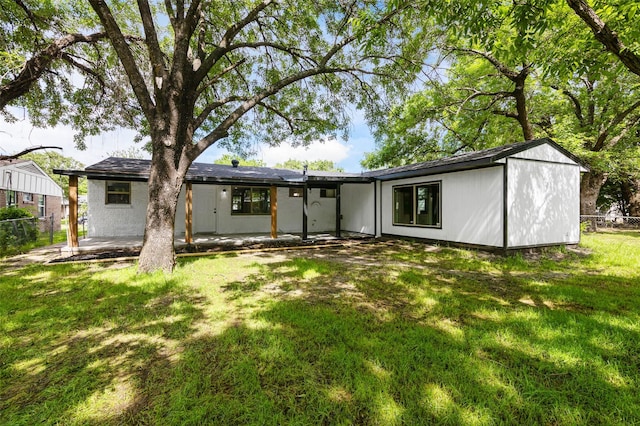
[0, 107, 377, 172]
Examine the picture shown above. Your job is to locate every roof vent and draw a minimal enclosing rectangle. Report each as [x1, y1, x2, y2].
[231, 159, 240, 168]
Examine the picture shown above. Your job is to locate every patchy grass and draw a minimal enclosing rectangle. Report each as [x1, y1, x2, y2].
[1, 232, 639, 425]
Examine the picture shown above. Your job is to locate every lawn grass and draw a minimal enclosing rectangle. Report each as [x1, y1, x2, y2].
[1, 231, 639, 424]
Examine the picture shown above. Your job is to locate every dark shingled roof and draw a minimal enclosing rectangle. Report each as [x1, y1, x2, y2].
[364, 138, 586, 180]
[54, 138, 586, 183]
[75, 157, 371, 184]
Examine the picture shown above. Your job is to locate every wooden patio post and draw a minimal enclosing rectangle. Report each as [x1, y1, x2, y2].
[69, 175, 79, 248]
[185, 182, 193, 245]
[270, 185, 277, 239]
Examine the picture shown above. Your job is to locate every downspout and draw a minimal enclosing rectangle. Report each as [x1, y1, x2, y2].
[503, 159, 509, 252]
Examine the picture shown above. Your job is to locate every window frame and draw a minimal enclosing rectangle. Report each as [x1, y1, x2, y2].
[320, 188, 336, 198]
[23, 193, 34, 203]
[289, 187, 303, 198]
[105, 181, 131, 205]
[6, 190, 16, 207]
[38, 195, 46, 217]
[231, 186, 271, 215]
[392, 181, 442, 228]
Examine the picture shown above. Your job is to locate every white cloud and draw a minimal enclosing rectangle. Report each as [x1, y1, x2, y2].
[256, 138, 352, 167]
[0, 119, 145, 166]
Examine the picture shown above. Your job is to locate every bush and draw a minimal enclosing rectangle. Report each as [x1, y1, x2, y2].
[0, 207, 39, 253]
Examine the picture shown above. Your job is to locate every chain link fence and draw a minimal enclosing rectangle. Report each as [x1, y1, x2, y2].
[0, 214, 56, 254]
[580, 215, 640, 231]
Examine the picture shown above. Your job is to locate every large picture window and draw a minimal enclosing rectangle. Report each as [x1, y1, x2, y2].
[231, 187, 270, 214]
[106, 181, 131, 204]
[393, 182, 441, 227]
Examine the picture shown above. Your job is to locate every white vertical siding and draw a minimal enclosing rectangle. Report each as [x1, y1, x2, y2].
[0, 162, 63, 197]
[341, 182, 375, 234]
[380, 167, 504, 247]
[507, 159, 580, 248]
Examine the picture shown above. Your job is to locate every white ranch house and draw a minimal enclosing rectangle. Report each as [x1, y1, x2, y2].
[56, 138, 587, 251]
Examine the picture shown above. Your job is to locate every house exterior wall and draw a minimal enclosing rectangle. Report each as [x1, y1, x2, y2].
[380, 166, 504, 247]
[88, 181, 339, 237]
[87, 179, 148, 237]
[1, 161, 63, 230]
[506, 158, 581, 248]
[341, 182, 375, 235]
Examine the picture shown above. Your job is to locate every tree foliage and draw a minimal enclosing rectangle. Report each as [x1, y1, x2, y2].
[274, 159, 344, 172]
[76, 0, 429, 272]
[213, 154, 265, 167]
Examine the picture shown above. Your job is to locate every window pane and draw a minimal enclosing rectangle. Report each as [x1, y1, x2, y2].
[320, 188, 336, 198]
[393, 186, 414, 224]
[415, 184, 440, 226]
[289, 187, 303, 197]
[107, 182, 130, 193]
[106, 181, 130, 204]
[231, 187, 270, 214]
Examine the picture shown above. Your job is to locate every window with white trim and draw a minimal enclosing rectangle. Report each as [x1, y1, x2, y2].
[393, 182, 441, 227]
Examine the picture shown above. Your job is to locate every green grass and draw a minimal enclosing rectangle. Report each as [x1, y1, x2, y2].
[1, 231, 639, 425]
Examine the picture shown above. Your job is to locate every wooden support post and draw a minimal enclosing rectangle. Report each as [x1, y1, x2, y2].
[69, 175, 79, 248]
[185, 182, 193, 245]
[302, 184, 308, 240]
[335, 184, 341, 238]
[270, 185, 277, 239]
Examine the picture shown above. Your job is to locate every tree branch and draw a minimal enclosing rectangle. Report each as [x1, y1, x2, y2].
[0, 32, 106, 109]
[567, 0, 640, 77]
[593, 99, 640, 151]
[0, 146, 62, 161]
[88, 0, 156, 124]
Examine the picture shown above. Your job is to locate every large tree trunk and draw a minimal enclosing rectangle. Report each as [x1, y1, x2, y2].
[138, 149, 185, 273]
[623, 178, 640, 217]
[580, 171, 607, 215]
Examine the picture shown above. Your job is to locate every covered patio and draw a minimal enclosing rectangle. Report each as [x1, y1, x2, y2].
[59, 231, 374, 255]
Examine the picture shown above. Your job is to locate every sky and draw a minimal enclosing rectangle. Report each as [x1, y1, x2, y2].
[0, 106, 377, 173]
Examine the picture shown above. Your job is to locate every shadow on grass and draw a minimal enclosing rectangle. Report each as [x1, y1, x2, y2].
[1, 239, 639, 424]
[0, 262, 207, 424]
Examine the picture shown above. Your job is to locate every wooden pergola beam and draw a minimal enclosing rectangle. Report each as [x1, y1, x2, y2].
[185, 182, 193, 244]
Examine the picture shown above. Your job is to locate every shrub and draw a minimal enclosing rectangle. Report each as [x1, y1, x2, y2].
[0, 207, 39, 253]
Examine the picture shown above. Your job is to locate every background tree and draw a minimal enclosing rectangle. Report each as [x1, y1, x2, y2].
[107, 147, 149, 159]
[363, 0, 640, 214]
[23, 151, 87, 197]
[213, 154, 265, 167]
[274, 159, 344, 172]
[85, 0, 426, 272]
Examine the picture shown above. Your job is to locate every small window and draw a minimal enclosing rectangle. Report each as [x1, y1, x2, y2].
[393, 182, 441, 227]
[231, 187, 270, 214]
[320, 188, 336, 198]
[23, 193, 34, 203]
[289, 187, 303, 197]
[38, 195, 46, 217]
[106, 181, 131, 204]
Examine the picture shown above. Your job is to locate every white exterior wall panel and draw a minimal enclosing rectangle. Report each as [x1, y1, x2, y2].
[87, 179, 148, 237]
[381, 167, 504, 247]
[341, 183, 375, 234]
[507, 159, 580, 248]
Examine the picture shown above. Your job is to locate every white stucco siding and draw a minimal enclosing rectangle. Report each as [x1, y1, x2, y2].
[381, 167, 504, 247]
[87, 179, 148, 237]
[507, 159, 580, 248]
[341, 183, 375, 234]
